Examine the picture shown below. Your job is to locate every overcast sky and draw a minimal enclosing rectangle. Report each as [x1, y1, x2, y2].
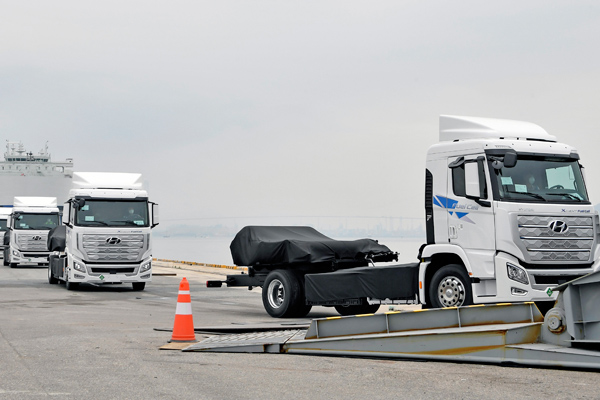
[2, 1, 599, 229]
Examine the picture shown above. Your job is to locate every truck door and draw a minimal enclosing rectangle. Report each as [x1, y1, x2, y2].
[446, 155, 495, 278]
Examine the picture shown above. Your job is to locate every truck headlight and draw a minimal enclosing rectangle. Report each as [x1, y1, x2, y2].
[507, 263, 529, 285]
[12, 249, 19, 256]
[73, 261, 86, 273]
[140, 261, 151, 273]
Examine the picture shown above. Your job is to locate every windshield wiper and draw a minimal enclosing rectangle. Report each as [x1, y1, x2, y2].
[546, 192, 583, 202]
[82, 221, 109, 226]
[110, 220, 144, 226]
[505, 190, 547, 201]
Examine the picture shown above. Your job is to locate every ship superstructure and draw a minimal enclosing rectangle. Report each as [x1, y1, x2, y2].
[1, 141, 73, 206]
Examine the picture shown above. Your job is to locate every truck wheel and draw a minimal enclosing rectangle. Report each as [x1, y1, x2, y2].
[262, 270, 307, 318]
[48, 266, 58, 284]
[65, 275, 79, 291]
[335, 303, 380, 316]
[132, 282, 146, 291]
[9, 263, 17, 268]
[429, 264, 473, 308]
[3, 259, 8, 266]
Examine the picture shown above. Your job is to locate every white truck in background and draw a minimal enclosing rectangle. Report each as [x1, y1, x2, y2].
[3, 197, 60, 267]
[0, 207, 13, 261]
[211, 115, 600, 317]
[48, 172, 159, 290]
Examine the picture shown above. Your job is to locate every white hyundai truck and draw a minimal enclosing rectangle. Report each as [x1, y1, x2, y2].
[419, 115, 599, 310]
[3, 197, 60, 267]
[47, 172, 159, 290]
[210, 115, 599, 317]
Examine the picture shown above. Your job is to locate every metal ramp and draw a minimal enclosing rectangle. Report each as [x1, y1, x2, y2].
[186, 270, 600, 370]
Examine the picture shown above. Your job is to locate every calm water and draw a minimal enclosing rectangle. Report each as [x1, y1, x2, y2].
[152, 236, 425, 266]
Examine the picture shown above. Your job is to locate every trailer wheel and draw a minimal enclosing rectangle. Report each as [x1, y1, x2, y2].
[293, 303, 313, 318]
[262, 270, 307, 318]
[429, 264, 472, 308]
[335, 302, 380, 316]
[48, 266, 58, 284]
[132, 282, 146, 291]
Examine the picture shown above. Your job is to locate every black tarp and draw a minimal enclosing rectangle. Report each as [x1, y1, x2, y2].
[230, 226, 397, 267]
[47, 225, 66, 252]
[305, 263, 419, 304]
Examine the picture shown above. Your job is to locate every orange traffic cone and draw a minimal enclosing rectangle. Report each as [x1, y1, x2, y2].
[171, 277, 197, 342]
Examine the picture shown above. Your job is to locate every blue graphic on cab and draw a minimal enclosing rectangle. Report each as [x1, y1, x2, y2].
[433, 195, 476, 224]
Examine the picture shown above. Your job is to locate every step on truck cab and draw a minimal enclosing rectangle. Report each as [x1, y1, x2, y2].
[48, 172, 159, 290]
[3, 197, 60, 267]
[421, 115, 599, 309]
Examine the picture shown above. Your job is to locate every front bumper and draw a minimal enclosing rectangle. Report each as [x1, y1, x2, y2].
[67, 256, 153, 284]
[9, 248, 50, 264]
[490, 253, 593, 303]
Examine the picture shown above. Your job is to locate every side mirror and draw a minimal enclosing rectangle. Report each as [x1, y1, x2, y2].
[503, 150, 518, 168]
[73, 198, 86, 210]
[151, 203, 159, 228]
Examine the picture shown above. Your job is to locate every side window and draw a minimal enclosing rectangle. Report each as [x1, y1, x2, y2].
[452, 165, 466, 197]
[451, 157, 488, 198]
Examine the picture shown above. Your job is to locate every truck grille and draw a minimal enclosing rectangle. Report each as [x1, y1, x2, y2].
[82, 234, 145, 262]
[16, 233, 50, 251]
[518, 215, 594, 262]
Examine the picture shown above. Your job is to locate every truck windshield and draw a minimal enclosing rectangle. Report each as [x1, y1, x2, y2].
[14, 213, 60, 230]
[490, 155, 589, 203]
[0, 220, 7, 231]
[74, 200, 149, 227]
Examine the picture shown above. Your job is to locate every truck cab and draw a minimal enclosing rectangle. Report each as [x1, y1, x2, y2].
[49, 172, 159, 290]
[420, 115, 599, 309]
[4, 197, 60, 267]
[0, 207, 12, 262]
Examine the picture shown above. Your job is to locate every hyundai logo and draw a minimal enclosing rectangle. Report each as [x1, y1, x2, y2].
[548, 220, 569, 234]
[32, 235, 42, 241]
[106, 237, 122, 245]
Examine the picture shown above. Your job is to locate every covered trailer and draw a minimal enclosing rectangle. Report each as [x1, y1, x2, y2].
[208, 226, 419, 318]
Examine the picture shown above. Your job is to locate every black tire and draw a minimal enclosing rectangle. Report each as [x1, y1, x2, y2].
[262, 270, 308, 318]
[132, 282, 146, 291]
[293, 303, 313, 318]
[65, 274, 79, 291]
[335, 303, 380, 316]
[3, 259, 8, 266]
[9, 263, 17, 268]
[428, 264, 473, 308]
[48, 266, 58, 284]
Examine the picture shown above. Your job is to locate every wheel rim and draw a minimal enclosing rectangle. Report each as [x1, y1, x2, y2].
[267, 279, 285, 309]
[437, 275, 466, 307]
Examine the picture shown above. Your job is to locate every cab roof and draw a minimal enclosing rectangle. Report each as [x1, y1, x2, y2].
[440, 115, 557, 142]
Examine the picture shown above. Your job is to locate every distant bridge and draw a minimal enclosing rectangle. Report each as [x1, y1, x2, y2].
[161, 215, 425, 234]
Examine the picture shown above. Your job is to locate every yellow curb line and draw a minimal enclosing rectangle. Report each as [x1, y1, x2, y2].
[153, 257, 248, 272]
